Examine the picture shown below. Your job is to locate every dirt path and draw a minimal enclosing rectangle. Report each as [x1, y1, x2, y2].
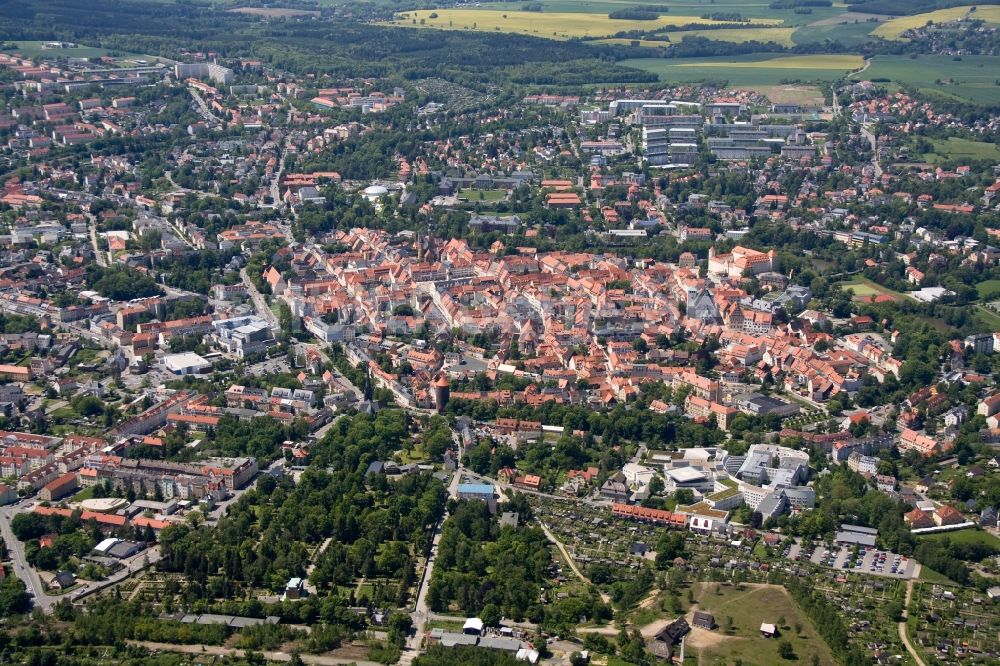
[898, 575, 927, 666]
[539, 521, 611, 604]
[127, 641, 380, 665]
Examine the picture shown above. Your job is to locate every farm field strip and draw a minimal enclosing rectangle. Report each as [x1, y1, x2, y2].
[873, 5, 1000, 40]
[386, 8, 781, 40]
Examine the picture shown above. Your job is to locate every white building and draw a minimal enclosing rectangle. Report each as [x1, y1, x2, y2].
[163, 352, 212, 375]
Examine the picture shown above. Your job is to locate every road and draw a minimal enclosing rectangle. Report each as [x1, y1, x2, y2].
[240, 267, 280, 329]
[898, 574, 927, 666]
[0, 504, 54, 611]
[88, 214, 108, 267]
[400, 472, 463, 664]
[188, 87, 223, 125]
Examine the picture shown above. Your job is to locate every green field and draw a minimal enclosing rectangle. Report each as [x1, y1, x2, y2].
[918, 528, 1000, 549]
[3, 41, 119, 59]
[927, 137, 1000, 163]
[621, 53, 863, 87]
[837, 276, 911, 301]
[918, 566, 956, 585]
[601, 26, 797, 47]
[974, 306, 1000, 332]
[873, 5, 1000, 40]
[792, 16, 887, 47]
[688, 583, 837, 666]
[977, 279, 1000, 299]
[859, 54, 1000, 105]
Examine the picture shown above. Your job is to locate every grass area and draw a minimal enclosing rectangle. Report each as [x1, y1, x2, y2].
[918, 528, 1000, 550]
[976, 279, 1000, 299]
[690, 583, 837, 666]
[859, 54, 1000, 106]
[918, 565, 956, 585]
[621, 53, 863, 87]
[386, 8, 779, 40]
[872, 5, 1000, 40]
[837, 275, 911, 301]
[2, 41, 117, 59]
[459, 189, 508, 202]
[926, 137, 1000, 163]
[974, 305, 1000, 332]
[67, 486, 100, 502]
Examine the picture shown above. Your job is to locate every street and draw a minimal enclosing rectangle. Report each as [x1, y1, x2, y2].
[0, 504, 53, 611]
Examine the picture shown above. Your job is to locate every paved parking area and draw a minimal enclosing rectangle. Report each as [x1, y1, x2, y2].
[802, 543, 915, 579]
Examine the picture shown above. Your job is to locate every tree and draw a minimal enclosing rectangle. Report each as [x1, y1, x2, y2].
[0, 576, 30, 617]
[777, 640, 795, 659]
[480, 603, 501, 627]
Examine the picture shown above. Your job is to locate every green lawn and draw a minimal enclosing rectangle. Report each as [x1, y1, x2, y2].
[837, 276, 911, 301]
[621, 53, 863, 87]
[976, 279, 1000, 300]
[918, 566, 956, 585]
[927, 137, 1000, 163]
[858, 54, 1000, 106]
[688, 583, 837, 666]
[974, 306, 1000, 333]
[460, 189, 508, 202]
[2, 41, 117, 59]
[918, 528, 1000, 550]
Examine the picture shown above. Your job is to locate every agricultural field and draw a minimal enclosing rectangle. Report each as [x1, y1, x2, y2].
[872, 5, 1000, 40]
[601, 26, 797, 47]
[484, 0, 845, 25]
[686, 583, 837, 666]
[859, 54, 1000, 105]
[926, 137, 1000, 163]
[621, 54, 864, 88]
[791, 14, 889, 47]
[385, 8, 780, 40]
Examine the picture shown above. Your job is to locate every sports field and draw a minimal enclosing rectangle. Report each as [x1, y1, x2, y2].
[873, 5, 1000, 40]
[621, 54, 863, 86]
[858, 54, 1000, 106]
[387, 9, 779, 39]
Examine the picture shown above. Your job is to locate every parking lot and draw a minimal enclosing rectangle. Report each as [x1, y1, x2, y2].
[806, 543, 916, 579]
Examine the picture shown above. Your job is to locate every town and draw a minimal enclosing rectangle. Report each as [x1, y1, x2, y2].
[0, 2, 999, 665]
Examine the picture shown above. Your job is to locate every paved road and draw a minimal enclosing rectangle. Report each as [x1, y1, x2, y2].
[188, 87, 223, 125]
[0, 504, 54, 611]
[87, 213, 108, 267]
[240, 267, 280, 329]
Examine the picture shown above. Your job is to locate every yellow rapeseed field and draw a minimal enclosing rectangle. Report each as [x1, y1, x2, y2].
[872, 5, 1000, 40]
[388, 9, 781, 40]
